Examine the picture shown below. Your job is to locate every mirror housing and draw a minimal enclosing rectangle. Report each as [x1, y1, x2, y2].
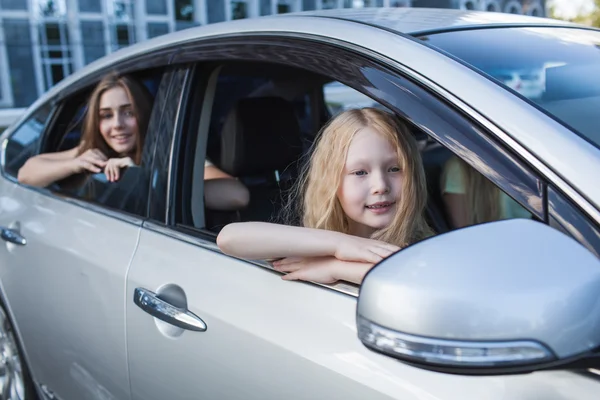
[357, 219, 600, 374]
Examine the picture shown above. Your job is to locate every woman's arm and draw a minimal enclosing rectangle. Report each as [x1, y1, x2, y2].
[204, 179, 250, 211]
[18, 147, 106, 188]
[217, 222, 398, 263]
[204, 164, 250, 210]
[18, 147, 80, 187]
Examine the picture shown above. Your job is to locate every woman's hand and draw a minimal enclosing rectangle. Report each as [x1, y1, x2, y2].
[334, 235, 400, 264]
[71, 148, 107, 174]
[273, 256, 375, 285]
[104, 157, 134, 182]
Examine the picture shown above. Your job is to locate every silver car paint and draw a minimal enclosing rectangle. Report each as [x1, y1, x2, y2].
[125, 226, 600, 400]
[126, 226, 600, 400]
[0, 183, 139, 400]
[0, 10, 598, 400]
[359, 219, 600, 359]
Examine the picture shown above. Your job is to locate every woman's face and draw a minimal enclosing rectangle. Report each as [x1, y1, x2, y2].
[98, 86, 138, 156]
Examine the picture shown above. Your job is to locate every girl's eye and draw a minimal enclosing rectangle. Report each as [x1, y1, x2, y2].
[352, 170, 367, 176]
[100, 114, 112, 120]
[389, 166, 401, 173]
[124, 110, 134, 117]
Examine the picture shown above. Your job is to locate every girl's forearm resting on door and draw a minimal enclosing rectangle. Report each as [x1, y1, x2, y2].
[217, 222, 346, 260]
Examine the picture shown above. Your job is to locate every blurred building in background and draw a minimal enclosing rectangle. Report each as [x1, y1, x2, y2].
[0, 0, 546, 109]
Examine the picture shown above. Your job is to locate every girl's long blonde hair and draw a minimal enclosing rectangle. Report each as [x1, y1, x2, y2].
[78, 72, 152, 164]
[285, 108, 433, 248]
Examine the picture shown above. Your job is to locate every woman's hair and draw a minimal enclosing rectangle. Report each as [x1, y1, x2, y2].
[443, 157, 501, 225]
[285, 108, 433, 247]
[78, 72, 153, 164]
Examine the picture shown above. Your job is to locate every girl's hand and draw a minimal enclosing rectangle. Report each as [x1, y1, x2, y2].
[72, 148, 107, 174]
[273, 257, 343, 284]
[273, 256, 375, 285]
[104, 157, 134, 182]
[334, 235, 400, 264]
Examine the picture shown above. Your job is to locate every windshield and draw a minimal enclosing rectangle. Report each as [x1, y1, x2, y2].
[421, 27, 600, 150]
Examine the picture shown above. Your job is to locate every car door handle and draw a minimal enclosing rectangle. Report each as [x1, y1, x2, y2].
[133, 288, 207, 332]
[0, 227, 26, 246]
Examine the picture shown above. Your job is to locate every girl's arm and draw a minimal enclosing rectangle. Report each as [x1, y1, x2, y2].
[217, 222, 398, 263]
[274, 256, 374, 285]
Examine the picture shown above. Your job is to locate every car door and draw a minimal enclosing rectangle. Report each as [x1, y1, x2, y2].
[0, 68, 171, 400]
[122, 36, 600, 400]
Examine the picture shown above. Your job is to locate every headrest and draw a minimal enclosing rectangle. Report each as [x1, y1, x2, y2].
[219, 97, 303, 177]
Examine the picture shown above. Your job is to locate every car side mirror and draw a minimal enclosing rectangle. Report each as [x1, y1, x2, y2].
[357, 219, 600, 375]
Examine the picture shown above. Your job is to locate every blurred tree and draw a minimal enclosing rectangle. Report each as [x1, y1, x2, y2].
[589, 0, 600, 27]
[548, 0, 597, 26]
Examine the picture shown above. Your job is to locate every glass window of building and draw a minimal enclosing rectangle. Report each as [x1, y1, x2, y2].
[36, 0, 73, 90]
[175, 0, 194, 21]
[108, 0, 135, 51]
[231, 1, 248, 19]
[276, 0, 300, 13]
[321, 0, 338, 9]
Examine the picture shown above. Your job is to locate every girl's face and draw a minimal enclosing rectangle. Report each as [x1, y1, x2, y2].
[336, 126, 404, 238]
[98, 86, 138, 156]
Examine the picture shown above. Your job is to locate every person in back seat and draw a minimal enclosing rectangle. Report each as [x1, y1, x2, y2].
[216, 108, 433, 285]
[204, 158, 250, 211]
[18, 73, 152, 187]
[440, 155, 531, 229]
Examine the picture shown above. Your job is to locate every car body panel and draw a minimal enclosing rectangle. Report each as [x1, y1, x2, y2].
[125, 227, 600, 400]
[0, 181, 138, 400]
[0, 8, 599, 400]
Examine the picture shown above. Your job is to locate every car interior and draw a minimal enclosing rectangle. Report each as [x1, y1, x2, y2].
[41, 68, 166, 213]
[41, 62, 458, 234]
[180, 62, 455, 236]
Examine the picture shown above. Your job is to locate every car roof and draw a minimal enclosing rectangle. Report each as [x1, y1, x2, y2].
[26, 7, 585, 108]
[289, 7, 578, 36]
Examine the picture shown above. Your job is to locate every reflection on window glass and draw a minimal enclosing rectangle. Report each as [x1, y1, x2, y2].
[323, 82, 377, 114]
[440, 155, 531, 230]
[422, 27, 600, 151]
[231, 1, 247, 19]
[4, 105, 53, 178]
[175, 0, 194, 21]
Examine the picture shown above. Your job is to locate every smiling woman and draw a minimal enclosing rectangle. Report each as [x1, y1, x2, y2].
[16, 73, 153, 188]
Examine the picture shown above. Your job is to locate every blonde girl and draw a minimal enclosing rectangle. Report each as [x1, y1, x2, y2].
[217, 108, 432, 284]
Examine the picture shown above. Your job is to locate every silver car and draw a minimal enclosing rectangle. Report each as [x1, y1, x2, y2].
[1, 7, 600, 400]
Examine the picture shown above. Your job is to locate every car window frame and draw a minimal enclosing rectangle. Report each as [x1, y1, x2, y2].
[0, 64, 177, 224]
[140, 34, 553, 297]
[1, 102, 57, 180]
